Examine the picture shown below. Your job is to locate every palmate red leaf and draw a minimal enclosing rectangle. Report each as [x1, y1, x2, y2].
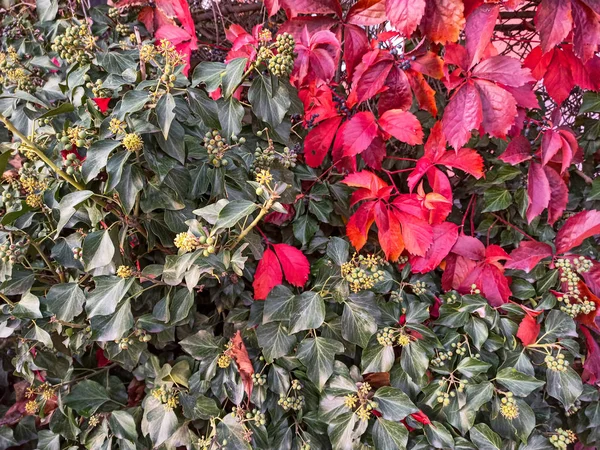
[471, 55, 535, 87]
[572, 0, 600, 63]
[544, 166, 569, 225]
[361, 136, 387, 170]
[556, 210, 600, 254]
[575, 281, 600, 331]
[304, 116, 342, 167]
[394, 210, 433, 256]
[436, 147, 484, 179]
[407, 71, 439, 116]
[272, 243, 310, 287]
[462, 263, 511, 306]
[526, 162, 551, 224]
[442, 81, 483, 150]
[374, 202, 405, 261]
[342, 170, 390, 202]
[409, 222, 459, 273]
[581, 326, 600, 385]
[280, 0, 342, 18]
[230, 331, 254, 398]
[347, 0, 386, 25]
[541, 129, 564, 166]
[343, 24, 370, 80]
[499, 135, 532, 165]
[385, 0, 426, 37]
[342, 111, 379, 157]
[378, 109, 424, 145]
[349, 51, 394, 105]
[535, 0, 573, 54]
[505, 240, 554, 272]
[420, 0, 465, 44]
[293, 28, 341, 86]
[253, 248, 282, 300]
[263, 0, 282, 17]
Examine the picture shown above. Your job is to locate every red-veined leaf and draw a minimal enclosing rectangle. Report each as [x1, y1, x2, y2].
[420, 0, 465, 43]
[572, 0, 600, 63]
[505, 240, 553, 272]
[436, 147, 484, 179]
[385, 0, 426, 37]
[556, 210, 600, 254]
[253, 248, 283, 300]
[581, 326, 600, 385]
[407, 71, 439, 116]
[347, 0, 386, 25]
[394, 210, 433, 256]
[544, 166, 569, 225]
[378, 66, 413, 115]
[472, 55, 535, 87]
[374, 202, 405, 261]
[442, 81, 483, 149]
[304, 116, 342, 167]
[535, 0, 572, 54]
[452, 234, 486, 260]
[409, 222, 459, 273]
[500, 135, 532, 164]
[342, 111, 379, 157]
[526, 162, 551, 224]
[464, 3, 500, 68]
[541, 129, 563, 166]
[343, 24, 370, 80]
[342, 170, 391, 204]
[475, 79, 518, 140]
[575, 281, 600, 331]
[273, 243, 310, 288]
[378, 109, 424, 145]
[346, 201, 377, 251]
[517, 312, 541, 346]
[361, 136, 387, 170]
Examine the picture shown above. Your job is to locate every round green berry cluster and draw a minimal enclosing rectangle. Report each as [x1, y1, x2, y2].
[57, 126, 94, 149]
[397, 255, 409, 264]
[252, 373, 266, 386]
[116, 23, 129, 36]
[566, 399, 581, 416]
[252, 143, 276, 175]
[244, 408, 266, 425]
[500, 392, 519, 420]
[159, 64, 177, 90]
[84, 75, 108, 97]
[63, 152, 82, 175]
[51, 25, 94, 65]
[300, 443, 311, 450]
[203, 130, 236, 167]
[413, 280, 427, 295]
[72, 247, 83, 260]
[545, 354, 569, 372]
[1, 187, 20, 210]
[277, 394, 304, 411]
[134, 328, 152, 342]
[108, 7, 120, 20]
[436, 391, 451, 407]
[558, 295, 596, 318]
[268, 33, 295, 77]
[115, 337, 131, 350]
[376, 327, 395, 346]
[0, 240, 27, 264]
[443, 293, 459, 304]
[549, 428, 577, 449]
[278, 146, 297, 169]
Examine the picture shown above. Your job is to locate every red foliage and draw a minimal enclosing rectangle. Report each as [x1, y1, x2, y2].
[231, 331, 255, 398]
[516, 304, 543, 346]
[253, 243, 310, 299]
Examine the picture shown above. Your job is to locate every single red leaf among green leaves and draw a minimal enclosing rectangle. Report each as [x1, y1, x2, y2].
[230, 331, 255, 398]
[516, 305, 543, 346]
[505, 240, 553, 273]
[555, 210, 600, 254]
[272, 243, 310, 287]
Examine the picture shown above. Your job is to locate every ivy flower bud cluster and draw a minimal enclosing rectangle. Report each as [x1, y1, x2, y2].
[173, 230, 217, 256]
[555, 258, 596, 318]
[0, 239, 28, 264]
[51, 24, 95, 65]
[203, 129, 241, 167]
[151, 385, 180, 410]
[341, 253, 386, 293]
[549, 428, 577, 449]
[376, 327, 412, 347]
[268, 33, 295, 77]
[435, 378, 467, 407]
[545, 353, 569, 372]
[344, 382, 378, 421]
[277, 379, 305, 412]
[499, 392, 519, 420]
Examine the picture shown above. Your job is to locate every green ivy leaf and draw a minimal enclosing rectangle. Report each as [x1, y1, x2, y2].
[289, 291, 325, 334]
[248, 74, 291, 127]
[82, 230, 115, 271]
[64, 380, 112, 417]
[495, 368, 545, 397]
[156, 93, 176, 139]
[470, 423, 501, 450]
[86, 276, 134, 317]
[546, 366, 583, 409]
[43, 283, 85, 322]
[373, 418, 409, 450]
[214, 200, 259, 230]
[256, 322, 296, 363]
[296, 337, 344, 390]
[482, 188, 512, 213]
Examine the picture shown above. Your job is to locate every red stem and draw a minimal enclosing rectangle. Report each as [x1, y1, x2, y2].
[490, 213, 535, 241]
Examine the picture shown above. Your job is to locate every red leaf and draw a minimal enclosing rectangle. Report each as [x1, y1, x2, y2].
[442, 81, 483, 149]
[526, 162, 551, 224]
[472, 55, 535, 86]
[407, 158, 435, 193]
[442, 253, 478, 291]
[264, 204, 295, 225]
[407, 71, 439, 116]
[436, 147, 484, 179]
[544, 166, 569, 225]
[385, 0, 426, 37]
[572, 0, 600, 63]
[409, 222, 459, 273]
[541, 129, 563, 166]
[475, 80, 518, 140]
[347, 201, 377, 251]
[361, 136, 387, 170]
[379, 66, 413, 115]
[342, 170, 390, 201]
[395, 210, 433, 256]
[347, 0, 386, 25]
[378, 109, 424, 145]
[499, 135, 532, 165]
[420, 0, 465, 44]
[581, 326, 600, 385]
[411, 411, 432, 425]
[452, 234, 486, 260]
[273, 243, 310, 288]
[375, 203, 405, 261]
[253, 248, 283, 300]
[92, 98, 111, 113]
[463, 263, 511, 306]
[304, 116, 342, 167]
[263, 0, 282, 16]
[281, 0, 342, 18]
[544, 47, 576, 104]
[505, 240, 553, 272]
[294, 29, 341, 86]
[343, 25, 370, 80]
[575, 282, 600, 331]
[230, 331, 255, 399]
[350, 55, 394, 104]
[535, 0, 572, 54]
[464, 3, 500, 68]
[517, 313, 541, 346]
[556, 210, 600, 254]
[342, 111, 379, 157]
